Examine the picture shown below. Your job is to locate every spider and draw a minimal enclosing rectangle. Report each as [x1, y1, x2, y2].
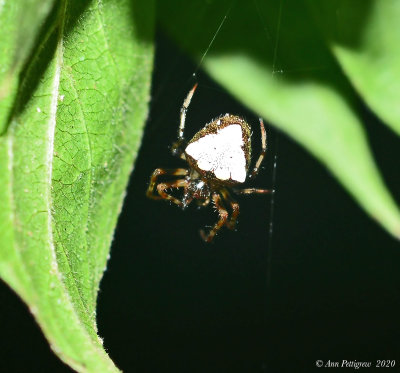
[146, 84, 272, 242]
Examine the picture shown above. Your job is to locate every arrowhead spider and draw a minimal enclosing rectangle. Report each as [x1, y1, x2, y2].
[146, 84, 272, 242]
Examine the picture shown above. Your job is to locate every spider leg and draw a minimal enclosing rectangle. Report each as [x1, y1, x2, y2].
[146, 168, 189, 201]
[233, 187, 273, 195]
[172, 83, 198, 157]
[156, 179, 190, 208]
[219, 188, 239, 230]
[248, 118, 267, 180]
[196, 197, 210, 208]
[200, 192, 229, 243]
[178, 83, 198, 140]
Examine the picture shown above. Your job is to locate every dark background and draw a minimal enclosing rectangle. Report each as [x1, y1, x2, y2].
[1, 31, 400, 373]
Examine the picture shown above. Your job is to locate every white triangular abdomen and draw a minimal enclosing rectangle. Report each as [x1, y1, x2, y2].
[185, 124, 247, 183]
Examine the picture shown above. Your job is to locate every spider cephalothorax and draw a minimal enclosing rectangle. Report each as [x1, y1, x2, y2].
[146, 84, 271, 242]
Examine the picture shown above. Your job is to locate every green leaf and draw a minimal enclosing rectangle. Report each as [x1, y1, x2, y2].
[308, 0, 400, 135]
[0, 0, 56, 133]
[158, 0, 400, 239]
[0, 0, 154, 371]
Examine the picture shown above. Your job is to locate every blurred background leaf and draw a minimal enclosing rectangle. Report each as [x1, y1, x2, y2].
[158, 0, 400, 239]
[308, 0, 400, 135]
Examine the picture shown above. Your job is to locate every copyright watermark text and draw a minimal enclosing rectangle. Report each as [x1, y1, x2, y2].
[315, 360, 396, 369]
